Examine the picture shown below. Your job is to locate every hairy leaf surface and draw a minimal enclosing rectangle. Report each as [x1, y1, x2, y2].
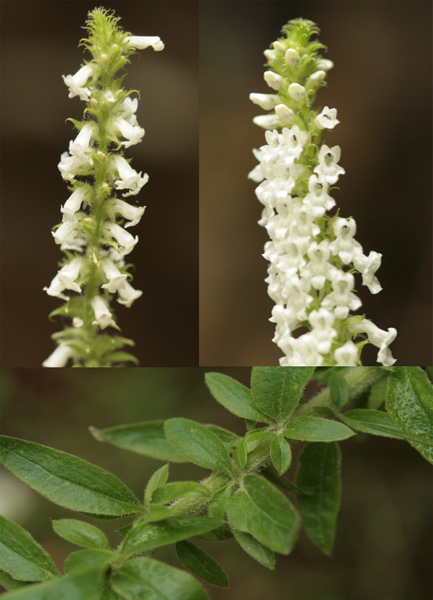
[205, 372, 268, 421]
[0, 437, 141, 516]
[270, 435, 292, 475]
[90, 421, 185, 463]
[231, 530, 275, 569]
[296, 442, 341, 555]
[251, 367, 314, 422]
[176, 540, 229, 588]
[0, 516, 58, 582]
[111, 557, 209, 600]
[52, 519, 110, 550]
[284, 416, 354, 442]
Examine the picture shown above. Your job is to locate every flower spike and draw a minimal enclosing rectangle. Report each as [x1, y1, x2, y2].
[44, 7, 163, 367]
[250, 19, 396, 366]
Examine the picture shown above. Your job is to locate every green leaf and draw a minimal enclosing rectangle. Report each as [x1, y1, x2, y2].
[52, 519, 110, 549]
[64, 549, 117, 575]
[176, 540, 229, 588]
[144, 505, 172, 522]
[144, 464, 169, 508]
[112, 557, 209, 600]
[2, 567, 105, 600]
[328, 371, 349, 410]
[231, 530, 275, 569]
[205, 372, 268, 422]
[122, 517, 224, 554]
[284, 416, 355, 442]
[208, 485, 232, 519]
[251, 367, 314, 422]
[367, 374, 389, 409]
[340, 409, 422, 440]
[270, 435, 292, 475]
[152, 481, 211, 504]
[261, 467, 309, 496]
[226, 474, 300, 554]
[102, 352, 139, 365]
[99, 586, 123, 600]
[90, 421, 185, 463]
[164, 419, 232, 474]
[386, 367, 433, 464]
[0, 516, 58, 581]
[203, 424, 240, 446]
[0, 571, 31, 591]
[296, 442, 341, 555]
[0, 437, 141, 516]
[232, 439, 247, 469]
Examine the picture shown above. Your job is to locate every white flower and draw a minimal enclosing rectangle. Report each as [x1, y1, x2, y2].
[44, 258, 84, 299]
[62, 64, 93, 101]
[288, 83, 306, 102]
[61, 186, 92, 216]
[104, 222, 138, 257]
[120, 97, 139, 125]
[52, 217, 85, 251]
[126, 36, 164, 51]
[353, 251, 382, 294]
[315, 106, 340, 130]
[279, 333, 323, 366]
[331, 217, 363, 264]
[309, 70, 326, 84]
[314, 145, 345, 185]
[275, 104, 295, 124]
[334, 341, 359, 366]
[91, 296, 116, 329]
[111, 155, 149, 197]
[303, 175, 335, 217]
[100, 258, 128, 293]
[308, 308, 337, 354]
[249, 93, 280, 110]
[106, 199, 145, 228]
[112, 117, 144, 147]
[350, 319, 397, 366]
[58, 124, 95, 180]
[285, 48, 300, 66]
[43, 343, 75, 368]
[317, 59, 334, 71]
[253, 115, 281, 129]
[264, 71, 283, 91]
[322, 271, 362, 320]
[117, 281, 143, 307]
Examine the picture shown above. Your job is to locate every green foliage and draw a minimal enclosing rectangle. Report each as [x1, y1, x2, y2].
[1, 367, 431, 597]
[296, 442, 341, 555]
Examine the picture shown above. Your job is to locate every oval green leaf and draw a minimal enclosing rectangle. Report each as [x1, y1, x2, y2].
[284, 416, 354, 442]
[90, 421, 185, 463]
[251, 367, 314, 422]
[386, 367, 433, 464]
[144, 464, 169, 508]
[112, 557, 209, 600]
[340, 409, 415, 439]
[231, 529, 275, 569]
[164, 419, 232, 473]
[0, 437, 141, 516]
[205, 372, 268, 422]
[122, 516, 224, 555]
[270, 435, 292, 475]
[226, 474, 300, 554]
[296, 442, 341, 555]
[152, 481, 211, 504]
[0, 516, 58, 582]
[52, 519, 110, 550]
[176, 540, 229, 588]
[64, 549, 117, 575]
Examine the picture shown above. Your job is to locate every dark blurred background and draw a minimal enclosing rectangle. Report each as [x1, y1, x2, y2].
[0, 0, 198, 366]
[200, 0, 433, 366]
[0, 367, 432, 600]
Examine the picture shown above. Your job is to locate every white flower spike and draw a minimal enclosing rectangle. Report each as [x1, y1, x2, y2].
[44, 7, 163, 367]
[250, 18, 397, 366]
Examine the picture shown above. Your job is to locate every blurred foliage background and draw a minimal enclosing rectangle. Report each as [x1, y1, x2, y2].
[200, 0, 432, 366]
[0, 0, 198, 366]
[1, 367, 432, 599]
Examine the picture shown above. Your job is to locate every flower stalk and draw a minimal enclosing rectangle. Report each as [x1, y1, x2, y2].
[43, 8, 163, 367]
[249, 19, 397, 366]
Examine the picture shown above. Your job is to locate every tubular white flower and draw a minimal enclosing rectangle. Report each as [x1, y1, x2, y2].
[264, 71, 283, 90]
[61, 186, 92, 216]
[111, 155, 149, 197]
[42, 343, 75, 368]
[350, 319, 397, 366]
[285, 48, 300, 66]
[52, 217, 85, 251]
[314, 145, 345, 185]
[112, 117, 145, 147]
[353, 251, 382, 294]
[106, 199, 145, 228]
[275, 104, 295, 124]
[249, 93, 280, 110]
[120, 97, 139, 125]
[315, 106, 340, 130]
[62, 64, 93, 101]
[117, 280, 143, 307]
[104, 222, 138, 257]
[288, 83, 306, 102]
[126, 36, 164, 51]
[334, 341, 359, 366]
[100, 258, 128, 293]
[91, 296, 116, 329]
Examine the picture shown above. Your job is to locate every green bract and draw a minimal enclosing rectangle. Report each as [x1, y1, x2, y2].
[0, 367, 431, 597]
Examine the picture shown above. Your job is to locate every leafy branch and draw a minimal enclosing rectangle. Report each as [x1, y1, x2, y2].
[0, 367, 432, 597]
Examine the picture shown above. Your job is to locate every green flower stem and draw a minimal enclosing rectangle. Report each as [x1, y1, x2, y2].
[296, 367, 385, 416]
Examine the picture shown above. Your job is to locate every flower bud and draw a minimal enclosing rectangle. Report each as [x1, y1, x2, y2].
[264, 70, 283, 90]
[288, 83, 306, 102]
[275, 104, 295, 124]
[285, 48, 300, 66]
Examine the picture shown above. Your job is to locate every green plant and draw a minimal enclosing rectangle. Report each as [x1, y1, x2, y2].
[0, 367, 431, 598]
